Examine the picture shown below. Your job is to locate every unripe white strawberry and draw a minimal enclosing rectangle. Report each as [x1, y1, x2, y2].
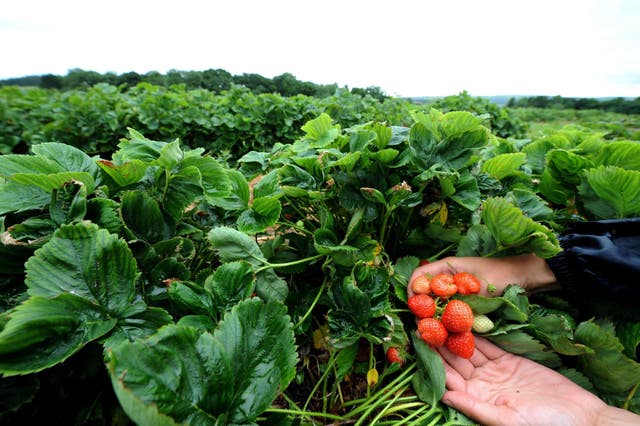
[472, 314, 494, 333]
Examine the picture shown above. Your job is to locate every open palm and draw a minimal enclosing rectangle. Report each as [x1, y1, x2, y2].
[437, 337, 607, 426]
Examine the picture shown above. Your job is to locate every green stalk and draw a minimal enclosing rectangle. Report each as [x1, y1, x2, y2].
[345, 367, 415, 418]
[265, 407, 344, 422]
[342, 363, 416, 409]
[374, 403, 431, 425]
[623, 382, 639, 410]
[294, 279, 326, 329]
[255, 253, 324, 273]
[303, 350, 338, 413]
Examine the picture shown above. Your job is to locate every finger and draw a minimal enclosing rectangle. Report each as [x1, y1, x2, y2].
[467, 344, 490, 368]
[442, 390, 514, 426]
[436, 345, 475, 380]
[474, 336, 508, 360]
[441, 359, 466, 391]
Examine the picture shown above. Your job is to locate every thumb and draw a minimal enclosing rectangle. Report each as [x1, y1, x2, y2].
[442, 390, 511, 426]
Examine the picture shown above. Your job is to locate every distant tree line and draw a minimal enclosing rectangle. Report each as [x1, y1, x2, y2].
[0, 68, 388, 100]
[507, 95, 640, 115]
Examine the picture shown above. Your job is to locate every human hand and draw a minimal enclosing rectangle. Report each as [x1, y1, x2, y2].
[437, 337, 619, 426]
[408, 254, 557, 297]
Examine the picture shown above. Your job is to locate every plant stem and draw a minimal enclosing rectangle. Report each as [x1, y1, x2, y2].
[294, 279, 326, 329]
[256, 253, 324, 273]
[303, 349, 338, 413]
[265, 407, 344, 422]
[624, 382, 639, 410]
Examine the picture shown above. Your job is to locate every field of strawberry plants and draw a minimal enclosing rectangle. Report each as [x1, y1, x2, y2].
[1, 84, 640, 425]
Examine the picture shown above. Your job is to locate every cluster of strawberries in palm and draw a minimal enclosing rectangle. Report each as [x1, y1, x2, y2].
[408, 272, 481, 359]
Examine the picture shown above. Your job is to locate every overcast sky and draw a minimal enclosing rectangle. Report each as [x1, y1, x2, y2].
[2, 0, 639, 97]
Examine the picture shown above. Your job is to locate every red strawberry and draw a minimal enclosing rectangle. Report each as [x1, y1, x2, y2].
[419, 259, 430, 266]
[453, 272, 481, 295]
[411, 274, 431, 294]
[430, 273, 457, 298]
[441, 299, 474, 333]
[407, 294, 436, 318]
[417, 318, 448, 347]
[386, 347, 403, 365]
[445, 331, 475, 359]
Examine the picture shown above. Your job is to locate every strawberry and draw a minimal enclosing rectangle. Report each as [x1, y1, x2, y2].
[407, 294, 436, 318]
[472, 314, 494, 333]
[419, 259, 430, 266]
[386, 347, 403, 365]
[453, 272, 481, 295]
[441, 299, 474, 333]
[417, 317, 448, 347]
[430, 273, 457, 298]
[445, 331, 475, 359]
[411, 274, 431, 294]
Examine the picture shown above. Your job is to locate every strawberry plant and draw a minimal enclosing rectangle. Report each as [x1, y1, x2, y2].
[0, 108, 639, 424]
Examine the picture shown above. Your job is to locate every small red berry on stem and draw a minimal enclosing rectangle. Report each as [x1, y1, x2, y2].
[386, 347, 403, 365]
[418, 318, 448, 347]
[445, 331, 475, 359]
[411, 274, 431, 294]
[430, 273, 457, 298]
[407, 294, 436, 318]
[453, 272, 481, 294]
[441, 299, 474, 333]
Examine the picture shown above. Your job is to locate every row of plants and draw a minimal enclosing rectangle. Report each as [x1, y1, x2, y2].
[0, 110, 639, 424]
[0, 84, 527, 158]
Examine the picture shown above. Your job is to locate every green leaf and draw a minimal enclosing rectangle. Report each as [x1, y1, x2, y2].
[506, 189, 554, 222]
[103, 307, 173, 349]
[595, 141, 640, 171]
[451, 173, 482, 211]
[546, 149, 593, 187]
[86, 197, 122, 234]
[24, 222, 139, 316]
[237, 196, 282, 235]
[112, 128, 167, 164]
[97, 159, 148, 187]
[488, 331, 561, 367]
[164, 166, 202, 221]
[360, 187, 386, 204]
[205, 261, 254, 312]
[167, 281, 214, 316]
[482, 197, 560, 258]
[301, 113, 340, 148]
[575, 319, 640, 394]
[121, 191, 173, 243]
[0, 154, 62, 176]
[154, 140, 184, 169]
[49, 181, 87, 226]
[0, 182, 51, 215]
[208, 226, 266, 266]
[616, 321, 640, 360]
[0, 294, 117, 375]
[481, 153, 527, 180]
[255, 269, 289, 303]
[348, 129, 377, 152]
[412, 333, 446, 403]
[390, 256, 419, 304]
[253, 170, 283, 199]
[328, 279, 371, 349]
[180, 155, 230, 203]
[107, 299, 297, 424]
[31, 142, 100, 180]
[578, 166, 640, 219]
[10, 171, 95, 193]
[456, 224, 497, 257]
[209, 169, 249, 210]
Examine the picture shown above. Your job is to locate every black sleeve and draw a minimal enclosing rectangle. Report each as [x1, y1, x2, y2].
[545, 218, 640, 320]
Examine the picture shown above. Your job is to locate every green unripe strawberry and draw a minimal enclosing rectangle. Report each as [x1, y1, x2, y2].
[472, 314, 494, 333]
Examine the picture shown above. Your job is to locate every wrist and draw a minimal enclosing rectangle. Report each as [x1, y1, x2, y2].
[517, 254, 557, 292]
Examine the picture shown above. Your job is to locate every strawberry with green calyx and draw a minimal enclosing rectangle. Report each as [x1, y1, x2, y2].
[407, 294, 436, 318]
[445, 331, 475, 359]
[386, 347, 404, 365]
[411, 274, 431, 294]
[417, 317, 448, 347]
[453, 272, 481, 295]
[441, 299, 474, 333]
[472, 314, 494, 333]
[430, 273, 457, 298]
